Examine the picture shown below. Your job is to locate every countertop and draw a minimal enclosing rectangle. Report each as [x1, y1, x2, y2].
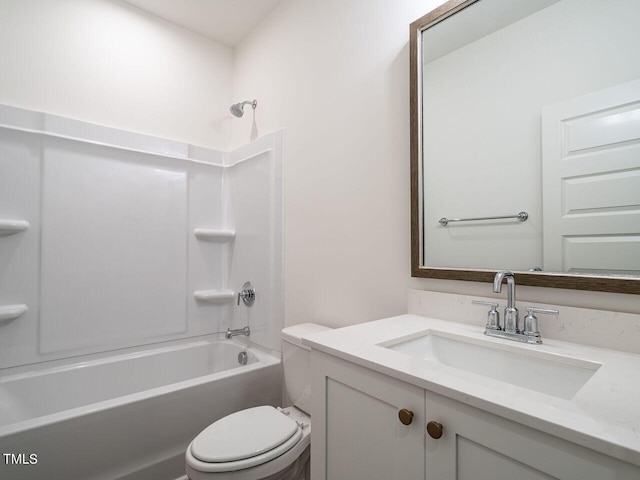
[303, 314, 640, 467]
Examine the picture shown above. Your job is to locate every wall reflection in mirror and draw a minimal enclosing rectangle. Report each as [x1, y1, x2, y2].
[412, 0, 640, 292]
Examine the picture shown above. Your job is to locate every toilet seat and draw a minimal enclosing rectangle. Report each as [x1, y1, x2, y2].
[188, 406, 303, 473]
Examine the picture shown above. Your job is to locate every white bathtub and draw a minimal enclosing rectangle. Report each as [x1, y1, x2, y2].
[0, 338, 282, 480]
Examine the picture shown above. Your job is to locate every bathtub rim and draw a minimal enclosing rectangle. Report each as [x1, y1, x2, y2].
[0, 336, 281, 437]
[0, 332, 279, 377]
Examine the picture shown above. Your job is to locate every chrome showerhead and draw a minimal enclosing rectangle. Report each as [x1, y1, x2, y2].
[230, 104, 244, 117]
[230, 99, 257, 118]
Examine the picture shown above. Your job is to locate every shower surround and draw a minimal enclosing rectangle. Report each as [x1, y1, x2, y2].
[0, 104, 284, 479]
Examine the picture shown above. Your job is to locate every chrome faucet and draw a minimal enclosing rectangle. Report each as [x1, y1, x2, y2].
[473, 271, 559, 344]
[225, 326, 250, 339]
[493, 270, 519, 333]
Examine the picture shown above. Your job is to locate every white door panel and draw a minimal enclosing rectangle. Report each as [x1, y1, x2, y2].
[542, 78, 640, 274]
[565, 106, 640, 152]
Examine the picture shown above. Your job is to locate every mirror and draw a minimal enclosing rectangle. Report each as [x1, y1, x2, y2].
[410, 0, 640, 294]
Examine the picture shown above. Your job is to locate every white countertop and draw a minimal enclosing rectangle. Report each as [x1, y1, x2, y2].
[303, 314, 640, 467]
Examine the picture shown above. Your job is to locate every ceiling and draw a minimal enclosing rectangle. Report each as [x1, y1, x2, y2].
[123, 0, 284, 47]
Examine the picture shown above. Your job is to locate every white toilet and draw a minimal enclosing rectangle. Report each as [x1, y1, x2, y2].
[185, 323, 330, 480]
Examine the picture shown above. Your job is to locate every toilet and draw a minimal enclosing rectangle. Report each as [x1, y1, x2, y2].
[185, 323, 330, 480]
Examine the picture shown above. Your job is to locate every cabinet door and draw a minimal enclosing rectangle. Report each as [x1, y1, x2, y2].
[311, 351, 425, 480]
[425, 391, 640, 480]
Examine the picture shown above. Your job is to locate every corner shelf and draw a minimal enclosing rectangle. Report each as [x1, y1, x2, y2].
[0, 304, 28, 321]
[193, 229, 235, 242]
[0, 220, 30, 236]
[193, 290, 235, 302]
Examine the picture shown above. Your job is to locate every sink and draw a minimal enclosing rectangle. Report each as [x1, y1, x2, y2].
[380, 330, 601, 399]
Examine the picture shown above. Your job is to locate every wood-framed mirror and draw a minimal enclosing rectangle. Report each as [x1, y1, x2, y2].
[410, 0, 640, 294]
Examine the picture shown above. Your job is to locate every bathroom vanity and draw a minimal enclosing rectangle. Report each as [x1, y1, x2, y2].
[305, 315, 640, 480]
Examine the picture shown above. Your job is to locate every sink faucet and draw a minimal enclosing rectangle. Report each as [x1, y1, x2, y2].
[473, 270, 559, 344]
[493, 270, 518, 333]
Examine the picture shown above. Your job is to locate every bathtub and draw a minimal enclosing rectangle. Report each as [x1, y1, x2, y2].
[0, 337, 282, 480]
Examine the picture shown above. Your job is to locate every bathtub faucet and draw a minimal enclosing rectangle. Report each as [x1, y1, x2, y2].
[225, 326, 250, 339]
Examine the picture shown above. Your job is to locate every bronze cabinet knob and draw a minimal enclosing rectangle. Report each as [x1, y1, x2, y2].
[427, 421, 443, 439]
[398, 409, 414, 425]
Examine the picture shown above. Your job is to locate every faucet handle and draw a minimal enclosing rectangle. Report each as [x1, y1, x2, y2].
[523, 307, 559, 343]
[472, 300, 501, 331]
[237, 281, 256, 306]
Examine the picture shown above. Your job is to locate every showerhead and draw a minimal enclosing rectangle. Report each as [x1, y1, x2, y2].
[230, 104, 244, 117]
[230, 99, 257, 118]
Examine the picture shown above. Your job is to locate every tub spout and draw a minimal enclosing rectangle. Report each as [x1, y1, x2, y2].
[225, 326, 250, 339]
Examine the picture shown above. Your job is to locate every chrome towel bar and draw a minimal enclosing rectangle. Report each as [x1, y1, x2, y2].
[439, 211, 528, 226]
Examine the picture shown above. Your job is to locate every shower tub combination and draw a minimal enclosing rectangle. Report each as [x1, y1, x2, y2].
[0, 105, 285, 479]
[0, 338, 282, 480]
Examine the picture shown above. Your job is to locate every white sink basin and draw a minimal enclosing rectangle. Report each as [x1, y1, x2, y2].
[380, 330, 601, 399]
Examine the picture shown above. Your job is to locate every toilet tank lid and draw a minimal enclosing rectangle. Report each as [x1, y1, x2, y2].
[281, 323, 331, 349]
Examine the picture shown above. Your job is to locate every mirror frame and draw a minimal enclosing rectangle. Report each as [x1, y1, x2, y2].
[410, 0, 640, 294]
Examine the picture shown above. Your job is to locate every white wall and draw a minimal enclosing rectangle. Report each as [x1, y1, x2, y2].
[233, 0, 640, 326]
[232, 0, 449, 327]
[0, 0, 233, 150]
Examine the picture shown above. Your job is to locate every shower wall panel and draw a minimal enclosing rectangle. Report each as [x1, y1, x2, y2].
[0, 128, 42, 369]
[226, 132, 284, 353]
[40, 137, 189, 353]
[0, 105, 284, 369]
[188, 160, 234, 338]
[0, 106, 230, 369]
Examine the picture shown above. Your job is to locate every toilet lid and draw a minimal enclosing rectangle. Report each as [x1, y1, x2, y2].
[191, 406, 299, 463]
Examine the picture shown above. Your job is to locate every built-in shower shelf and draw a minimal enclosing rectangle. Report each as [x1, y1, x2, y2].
[193, 229, 235, 241]
[0, 304, 28, 321]
[0, 220, 30, 236]
[193, 290, 235, 302]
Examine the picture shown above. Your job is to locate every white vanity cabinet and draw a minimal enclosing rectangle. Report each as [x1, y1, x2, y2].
[311, 350, 640, 480]
[425, 391, 639, 480]
[310, 351, 426, 480]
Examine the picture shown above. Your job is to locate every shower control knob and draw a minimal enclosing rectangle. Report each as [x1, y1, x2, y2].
[237, 282, 256, 307]
[398, 409, 414, 425]
[427, 421, 443, 439]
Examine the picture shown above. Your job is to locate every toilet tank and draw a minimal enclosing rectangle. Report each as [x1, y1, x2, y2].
[281, 323, 331, 415]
